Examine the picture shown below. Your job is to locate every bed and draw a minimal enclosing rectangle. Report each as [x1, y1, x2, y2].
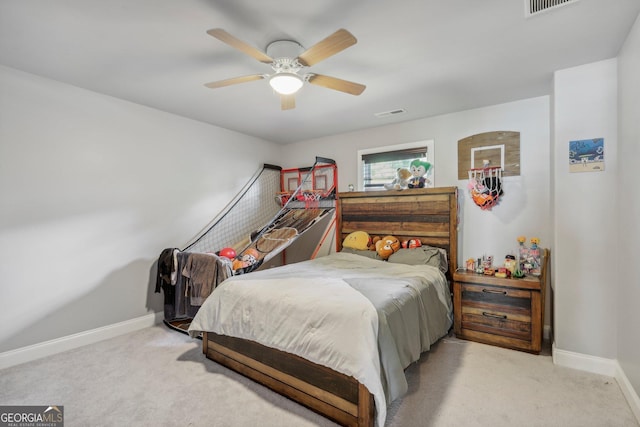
[188, 187, 459, 427]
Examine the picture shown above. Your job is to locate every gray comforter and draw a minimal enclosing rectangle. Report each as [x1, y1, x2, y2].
[189, 252, 452, 427]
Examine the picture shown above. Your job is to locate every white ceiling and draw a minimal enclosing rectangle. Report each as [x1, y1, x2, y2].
[1, 0, 639, 144]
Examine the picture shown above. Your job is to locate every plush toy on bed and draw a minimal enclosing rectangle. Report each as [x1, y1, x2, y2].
[384, 168, 412, 190]
[401, 238, 422, 249]
[407, 159, 432, 188]
[368, 235, 381, 251]
[375, 235, 401, 260]
[342, 231, 372, 251]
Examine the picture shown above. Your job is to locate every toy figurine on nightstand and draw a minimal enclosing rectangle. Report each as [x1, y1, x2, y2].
[528, 238, 542, 276]
[517, 236, 542, 276]
[516, 236, 528, 275]
[504, 254, 517, 275]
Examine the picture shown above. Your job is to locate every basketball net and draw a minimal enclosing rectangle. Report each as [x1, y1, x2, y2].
[300, 190, 322, 209]
[467, 166, 503, 210]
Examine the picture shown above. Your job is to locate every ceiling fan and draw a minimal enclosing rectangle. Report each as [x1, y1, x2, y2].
[204, 28, 366, 110]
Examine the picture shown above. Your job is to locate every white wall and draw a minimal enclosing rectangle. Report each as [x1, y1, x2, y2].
[552, 59, 618, 359]
[284, 98, 552, 329]
[618, 13, 640, 401]
[0, 65, 282, 353]
[284, 97, 552, 274]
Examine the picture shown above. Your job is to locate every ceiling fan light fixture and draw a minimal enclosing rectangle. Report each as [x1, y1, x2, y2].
[269, 72, 303, 95]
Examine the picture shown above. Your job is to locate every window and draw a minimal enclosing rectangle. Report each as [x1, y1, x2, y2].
[357, 140, 434, 191]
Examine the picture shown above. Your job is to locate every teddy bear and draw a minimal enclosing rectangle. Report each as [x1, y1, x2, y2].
[407, 159, 432, 188]
[375, 235, 400, 260]
[368, 235, 381, 251]
[384, 168, 412, 190]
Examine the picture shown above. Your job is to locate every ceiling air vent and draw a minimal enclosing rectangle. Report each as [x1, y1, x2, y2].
[526, 0, 579, 17]
[374, 108, 406, 118]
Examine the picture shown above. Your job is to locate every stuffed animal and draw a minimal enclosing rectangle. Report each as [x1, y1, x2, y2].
[369, 235, 381, 251]
[375, 235, 400, 260]
[408, 159, 432, 188]
[401, 239, 422, 249]
[384, 168, 412, 190]
[342, 231, 371, 251]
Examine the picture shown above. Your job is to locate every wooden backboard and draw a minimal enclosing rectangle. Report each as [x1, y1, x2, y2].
[457, 131, 520, 180]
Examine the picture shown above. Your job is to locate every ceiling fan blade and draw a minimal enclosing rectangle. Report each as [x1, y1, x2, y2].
[207, 28, 273, 64]
[297, 29, 357, 67]
[204, 74, 265, 89]
[280, 94, 296, 110]
[307, 74, 366, 95]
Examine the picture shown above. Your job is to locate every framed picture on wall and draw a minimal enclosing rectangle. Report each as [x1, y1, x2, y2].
[569, 138, 604, 173]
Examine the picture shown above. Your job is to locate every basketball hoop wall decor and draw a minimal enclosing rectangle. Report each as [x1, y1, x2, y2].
[468, 164, 503, 210]
[458, 131, 520, 210]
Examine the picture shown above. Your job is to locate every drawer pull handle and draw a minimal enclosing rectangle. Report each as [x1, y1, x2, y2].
[482, 289, 507, 295]
[482, 312, 507, 320]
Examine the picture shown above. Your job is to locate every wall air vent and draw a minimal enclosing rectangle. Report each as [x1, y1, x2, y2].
[374, 108, 406, 118]
[526, 0, 579, 17]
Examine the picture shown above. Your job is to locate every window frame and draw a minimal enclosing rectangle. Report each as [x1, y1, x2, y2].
[357, 139, 435, 191]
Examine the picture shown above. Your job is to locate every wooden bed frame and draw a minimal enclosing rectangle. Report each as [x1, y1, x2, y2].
[202, 187, 459, 427]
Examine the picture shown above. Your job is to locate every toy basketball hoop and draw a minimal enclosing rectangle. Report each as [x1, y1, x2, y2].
[276, 192, 291, 207]
[297, 190, 322, 209]
[467, 166, 503, 210]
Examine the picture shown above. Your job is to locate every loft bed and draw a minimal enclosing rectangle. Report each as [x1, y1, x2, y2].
[189, 187, 459, 427]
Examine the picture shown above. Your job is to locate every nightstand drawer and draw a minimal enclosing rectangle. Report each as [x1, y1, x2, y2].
[461, 283, 532, 310]
[460, 283, 532, 340]
[461, 306, 531, 340]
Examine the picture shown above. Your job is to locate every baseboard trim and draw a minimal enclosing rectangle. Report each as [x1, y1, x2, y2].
[552, 343, 640, 424]
[551, 343, 617, 376]
[0, 312, 164, 370]
[615, 360, 640, 425]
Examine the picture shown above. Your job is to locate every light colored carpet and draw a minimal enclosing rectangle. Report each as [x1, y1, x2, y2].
[0, 325, 637, 427]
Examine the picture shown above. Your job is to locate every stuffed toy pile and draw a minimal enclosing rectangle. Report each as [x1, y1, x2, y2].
[342, 232, 420, 261]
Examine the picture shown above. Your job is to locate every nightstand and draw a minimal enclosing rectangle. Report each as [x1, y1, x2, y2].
[453, 249, 548, 354]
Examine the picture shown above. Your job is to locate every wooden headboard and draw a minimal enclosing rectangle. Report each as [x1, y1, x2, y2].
[337, 187, 459, 281]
